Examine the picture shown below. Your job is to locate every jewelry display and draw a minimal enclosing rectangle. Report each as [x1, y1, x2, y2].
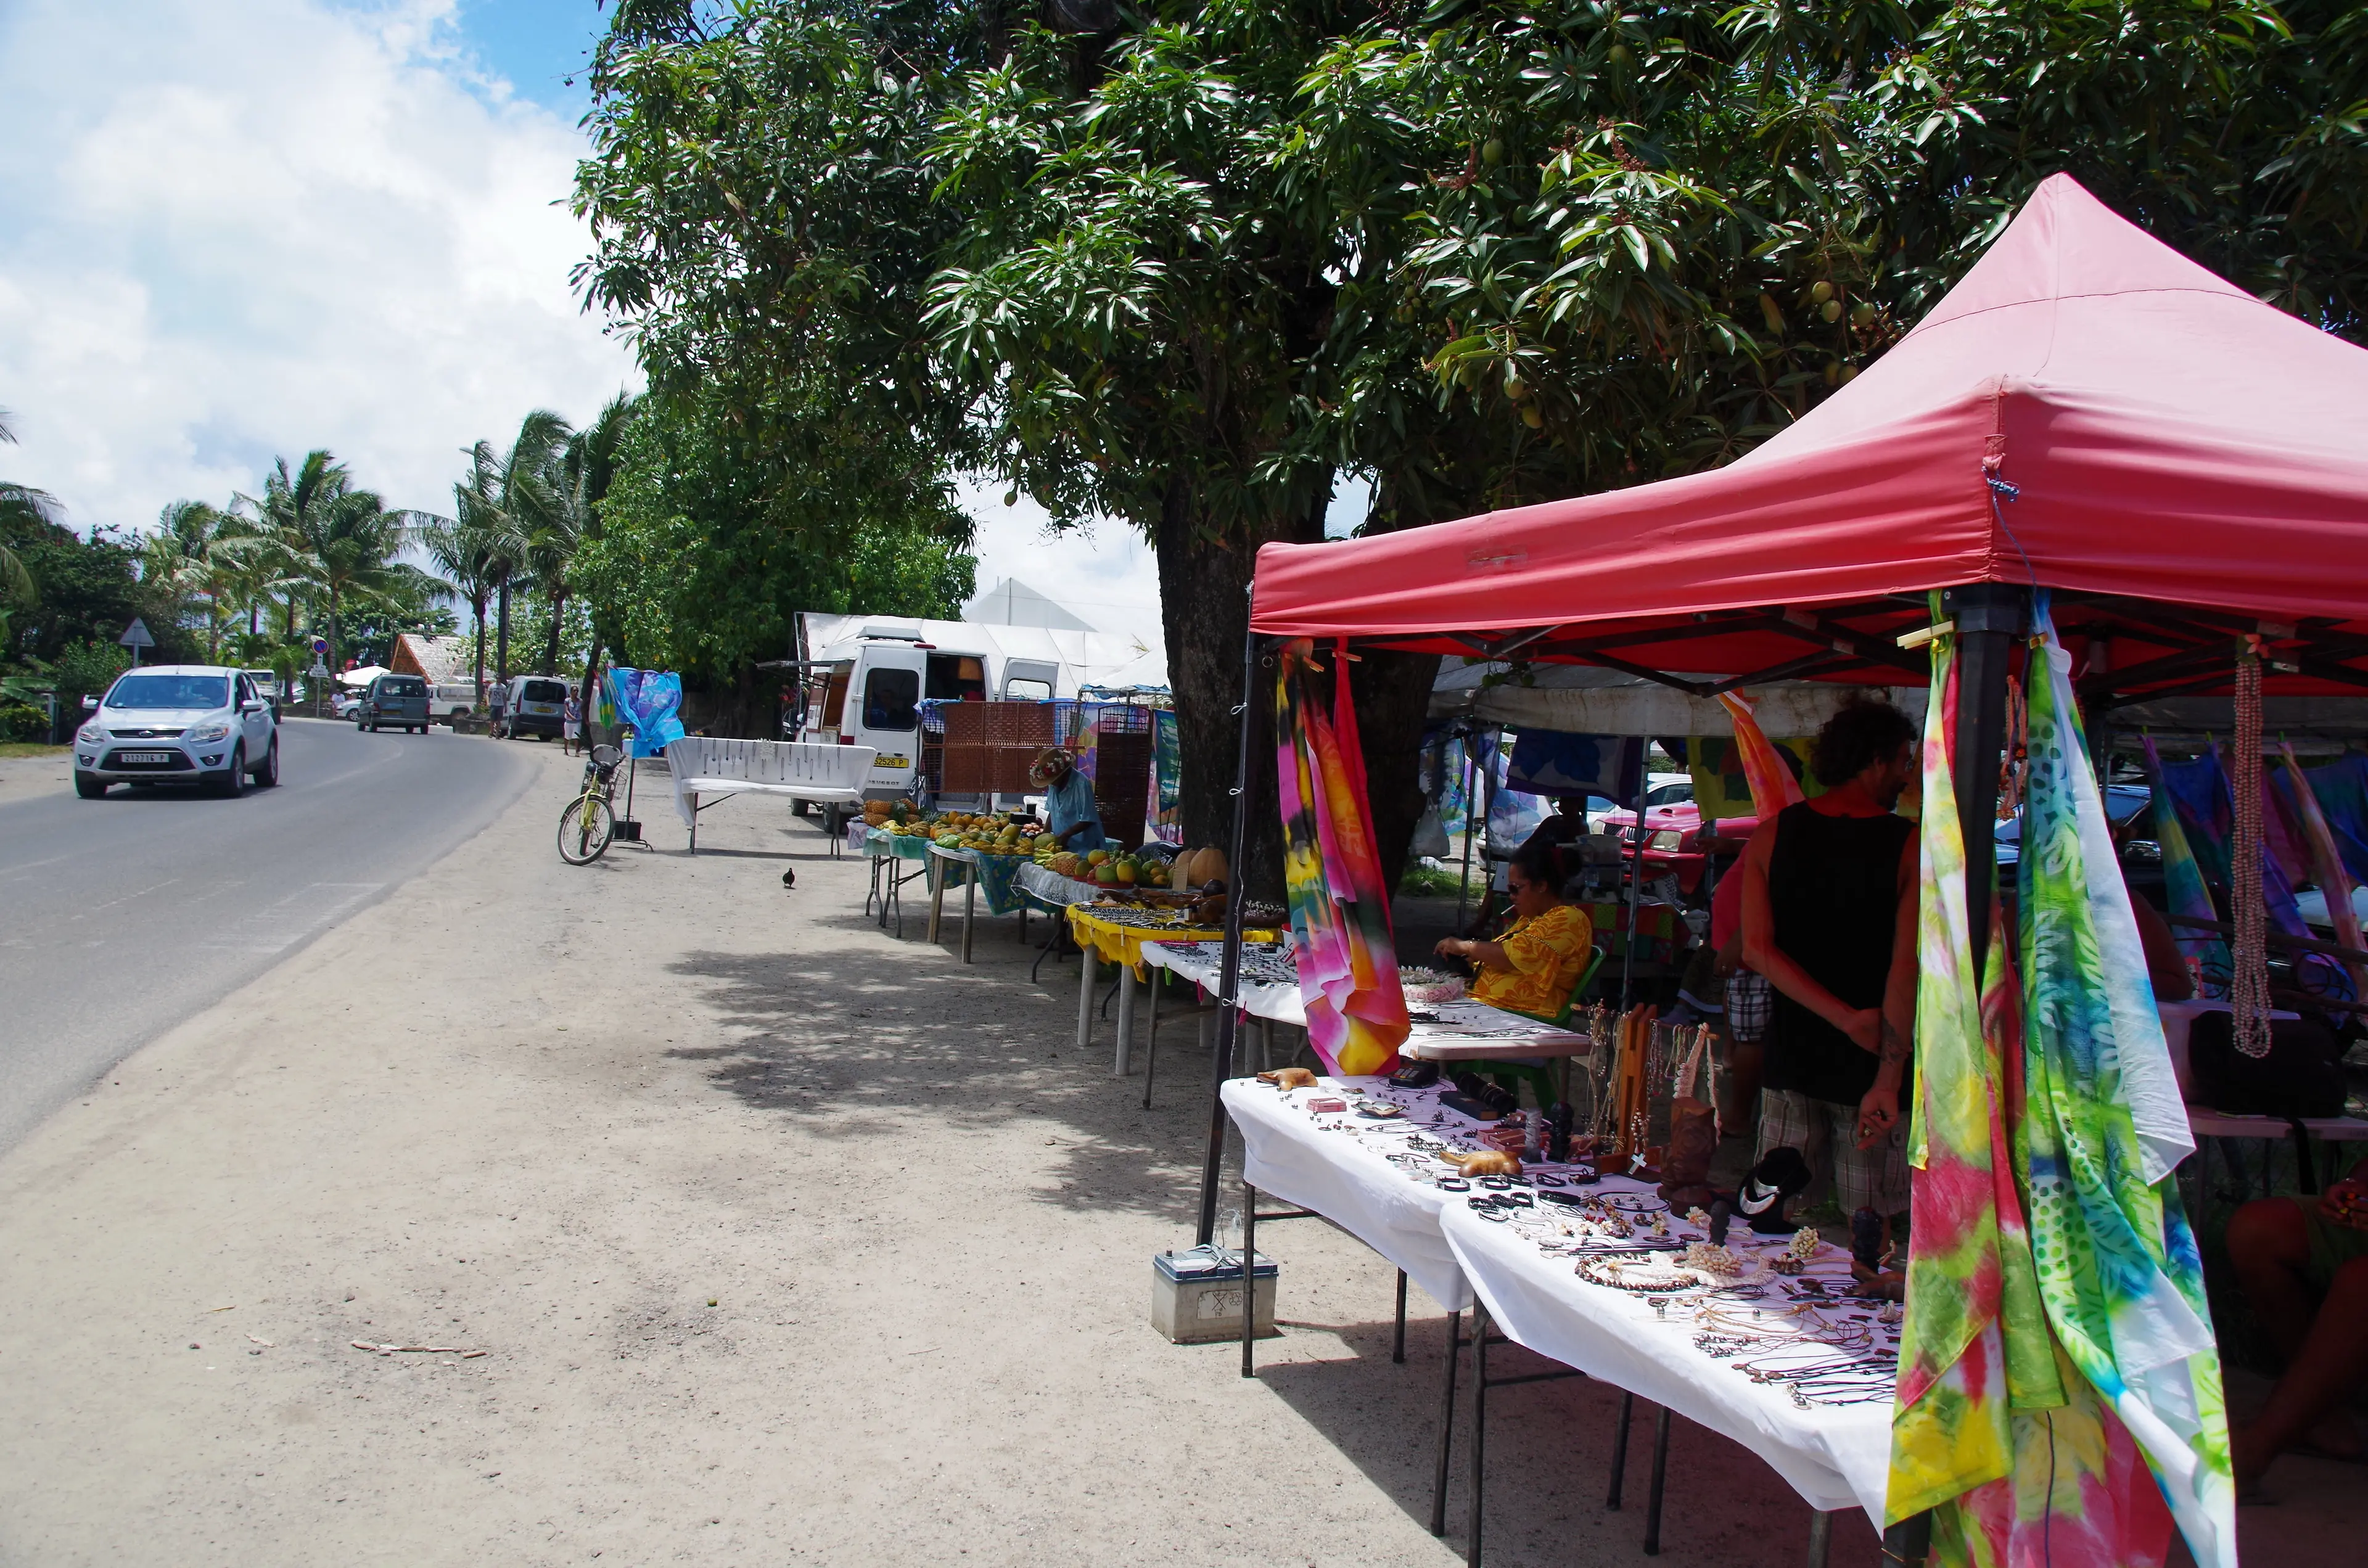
[1252, 1069, 1902, 1416]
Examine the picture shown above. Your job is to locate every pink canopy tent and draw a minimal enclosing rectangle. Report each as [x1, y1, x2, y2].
[1248, 173, 2368, 701]
[1195, 174, 2366, 1564]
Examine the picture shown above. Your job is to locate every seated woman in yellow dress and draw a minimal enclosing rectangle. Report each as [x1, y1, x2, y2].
[1434, 841, 1594, 1018]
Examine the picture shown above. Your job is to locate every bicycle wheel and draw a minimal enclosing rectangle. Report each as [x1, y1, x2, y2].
[557, 793, 616, 864]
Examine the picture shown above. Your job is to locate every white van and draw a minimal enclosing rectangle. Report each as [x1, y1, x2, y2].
[788, 614, 1156, 805]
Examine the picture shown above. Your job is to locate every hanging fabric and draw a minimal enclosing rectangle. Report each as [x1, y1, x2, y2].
[1275, 638, 1410, 1078]
[2280, 741, 2368, 996]
[1889, 608, 2065, 1535]
[2140, 739, 2229, 990]
[2301, 753, 2368, 885]
[1715, 691, 1806, 818]
[2017, 594, 2232, 1565]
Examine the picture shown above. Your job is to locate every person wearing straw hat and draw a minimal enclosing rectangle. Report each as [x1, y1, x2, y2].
[1030, 747, 1105, 852]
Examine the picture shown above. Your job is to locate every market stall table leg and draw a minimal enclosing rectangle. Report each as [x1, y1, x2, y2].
[1075, 945, 1098, 1053]
[1113, 963, 1142, 1075]
[960, 866, 979, 963]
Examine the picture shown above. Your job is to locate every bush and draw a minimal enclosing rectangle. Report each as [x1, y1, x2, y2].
[0, 702, 50, 742]
[49, 638, 130, 713]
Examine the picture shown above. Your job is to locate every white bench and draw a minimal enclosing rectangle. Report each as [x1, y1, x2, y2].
[662, 737, 877, 853]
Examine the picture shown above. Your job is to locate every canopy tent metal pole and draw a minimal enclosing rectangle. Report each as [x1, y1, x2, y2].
[1194, 624, 1265, 1247]
[1619, 757, 1648, 1003]
[1453, 731, 1479, 937]
[1947, 585, 2028, 972]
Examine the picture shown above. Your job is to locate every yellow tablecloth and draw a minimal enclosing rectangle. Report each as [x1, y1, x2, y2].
[1067, 905, 1282, 975]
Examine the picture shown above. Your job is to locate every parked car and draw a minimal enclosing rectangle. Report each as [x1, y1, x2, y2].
[430, 683, 479, 723]
[330, 687, 364, 720]
[1597, 774, 1699, 840]
[503, 675, 572, 741]
[242, 668, 283, 718]
[74, 665, 279, 798]
[357, 672, 431, 733]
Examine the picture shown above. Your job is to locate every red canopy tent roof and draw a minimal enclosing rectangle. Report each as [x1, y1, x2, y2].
[1249, 176, 2368, 704]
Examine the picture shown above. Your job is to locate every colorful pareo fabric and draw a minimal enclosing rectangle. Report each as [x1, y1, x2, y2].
[1890, 611, 2060, 1530]
[2140, 738, 2228, 988]
[1275, 639, 1408, 1078]
[2020, 596, 2230, 1566]
[1717, 691, 1807, 817]
[2280, 741, 2368, 995]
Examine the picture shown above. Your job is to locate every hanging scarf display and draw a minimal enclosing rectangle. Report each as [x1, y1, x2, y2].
[2140, 738, 2229, 989]
[2017, 594, 2232, 1566]
[1715, 691, 1806, 818]
[1275, 639, 1410, 1078]
[2280, 741, 2368, 996]
[1888, 612, 2061, 1532]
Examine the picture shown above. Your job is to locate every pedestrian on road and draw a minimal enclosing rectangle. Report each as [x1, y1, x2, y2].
[487, 679, 508, 738]
[562, 692, 582, 755]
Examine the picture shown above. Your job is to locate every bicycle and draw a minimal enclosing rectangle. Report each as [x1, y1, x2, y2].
[557, 742, 626, 864]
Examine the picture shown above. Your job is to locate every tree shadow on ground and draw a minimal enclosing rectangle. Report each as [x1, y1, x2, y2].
[664, 897, 1249, 1223]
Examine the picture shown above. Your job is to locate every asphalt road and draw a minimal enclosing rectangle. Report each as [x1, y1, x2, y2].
[0, 718, 541, 1155]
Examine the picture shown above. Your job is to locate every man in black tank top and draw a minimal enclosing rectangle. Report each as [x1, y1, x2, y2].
[1739, 701, 1920, 1230]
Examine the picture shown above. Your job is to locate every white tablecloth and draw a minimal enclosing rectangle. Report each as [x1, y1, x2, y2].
[1014, 862, 1104, 908]
[1220, 1075, 1473, 1310]
[1440, 1204, 1891, 1520]
[1143, 940, 1305, 1024]
[1149, 942, 1592, 1060]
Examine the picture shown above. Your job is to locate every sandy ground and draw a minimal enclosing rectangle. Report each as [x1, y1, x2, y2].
[0, 742, 73, 807]
[0, 744, 2354, 1566]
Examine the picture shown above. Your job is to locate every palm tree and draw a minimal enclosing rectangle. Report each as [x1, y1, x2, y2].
[420, 511, 501, 705]
[143, 499, 234, 659]
[234, 451, 420, 674]
[0, 409, 57, 614]
[454, 410, 569, 683]
[235, 451, 352, 646]
[534, 392, 639, 676]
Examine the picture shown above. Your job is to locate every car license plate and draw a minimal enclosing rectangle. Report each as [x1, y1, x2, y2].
[873, 755, 909, 770]
[119, 751, 172, 764]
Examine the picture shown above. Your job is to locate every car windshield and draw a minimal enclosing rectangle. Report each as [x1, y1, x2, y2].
[108, 673, 229, 710]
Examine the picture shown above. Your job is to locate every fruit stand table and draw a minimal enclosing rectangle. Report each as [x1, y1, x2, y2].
[1067, 905, 1283, 1078]
[924, 844, 1032, 963]
[862, 827, 934, 937]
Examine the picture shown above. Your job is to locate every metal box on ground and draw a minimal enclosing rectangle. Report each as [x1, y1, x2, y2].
[1152, 1244, 1277, 1344]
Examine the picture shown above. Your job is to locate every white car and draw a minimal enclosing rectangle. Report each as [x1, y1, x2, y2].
[331, 688, 365, 720]
[73, 665, 281, 798]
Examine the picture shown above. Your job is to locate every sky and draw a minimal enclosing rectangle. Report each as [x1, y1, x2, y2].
[0, 0, 1183, 634]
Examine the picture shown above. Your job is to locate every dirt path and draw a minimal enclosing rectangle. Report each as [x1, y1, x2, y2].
[0, 750, 1900, 1566]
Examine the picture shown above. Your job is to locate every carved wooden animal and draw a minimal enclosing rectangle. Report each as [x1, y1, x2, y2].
[1258, 1067, 1318, 1091]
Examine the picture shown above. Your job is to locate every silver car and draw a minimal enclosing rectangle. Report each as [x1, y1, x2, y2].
[73, 665, 281, 798]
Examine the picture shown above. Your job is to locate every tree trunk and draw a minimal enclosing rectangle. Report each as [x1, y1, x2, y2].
[541, 589, 565, 676]
[472, 596, 488, 706]
[495, 579, 511, 681]
[326, 586, 340, 676]
[1153, 476, 1320, 904]
[580, 634, 604, 747]
[1352, 647, 1444, 891]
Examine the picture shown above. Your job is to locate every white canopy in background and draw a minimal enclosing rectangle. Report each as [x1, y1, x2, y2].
[337, 665, 390, 688]
[1429, 660, 1926, 737]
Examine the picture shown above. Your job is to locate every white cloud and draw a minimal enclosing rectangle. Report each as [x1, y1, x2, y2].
[0, 0, 636, 532]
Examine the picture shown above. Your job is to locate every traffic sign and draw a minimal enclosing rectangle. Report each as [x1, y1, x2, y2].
[311, 637, 327, 654]
[309, 661, 329, 677]
[117, 618, 154, 649]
